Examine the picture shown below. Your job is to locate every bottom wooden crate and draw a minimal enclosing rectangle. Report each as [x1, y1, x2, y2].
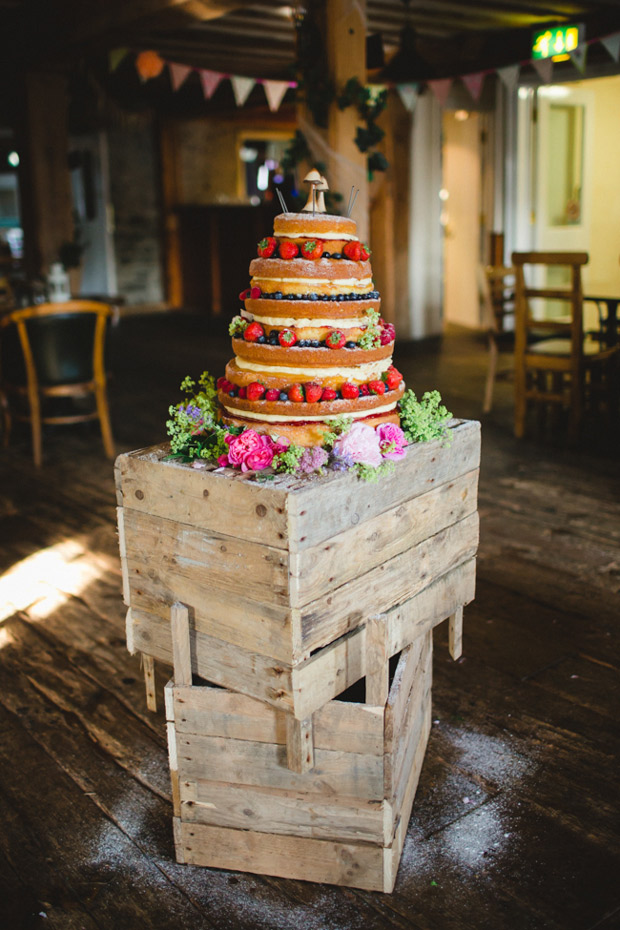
[165, 630, 433, 893]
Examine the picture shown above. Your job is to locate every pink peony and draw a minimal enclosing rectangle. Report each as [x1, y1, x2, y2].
[226, 429, 263, 466]
[333, 422, 383, 467]
[243, 435, 275, 471]
[217, 453, 230, 467]
[227, 429, 275, 471]
[376, 423, 407, 461]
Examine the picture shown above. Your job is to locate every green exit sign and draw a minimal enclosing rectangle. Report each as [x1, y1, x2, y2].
[532, 24, 584, 59]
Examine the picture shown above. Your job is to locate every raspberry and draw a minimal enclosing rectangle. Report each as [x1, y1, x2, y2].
[238, 288, 250, 301]
[304, 382, 322, 404]
[244, 322, 265, 342]
[250, 286, 262, 299]
[326, 329, 346, 349]
[341, 382, 360, 399]
[359, 384, 370, 396]
[216, 376, 226, 389]
[257, 236, 277, 258]
[343, 241, 362, 261]
[380, 323, 396, 346]
[320, 387, 337, 401]
[288, 383, 305, 402]
[368, 380, 386, 395]
[278, 329, 297, 348]
[246, 382, 266, 401]
[265, 388, 280, 401]
[278, 241, 299, 259]
[238, 386, 247, 398]
[300, 239, 324, 260]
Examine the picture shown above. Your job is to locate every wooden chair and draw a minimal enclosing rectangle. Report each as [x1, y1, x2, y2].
[478, 263, 515, 413]
[511, 252, 619, 442]
[0, 300, 115, 466]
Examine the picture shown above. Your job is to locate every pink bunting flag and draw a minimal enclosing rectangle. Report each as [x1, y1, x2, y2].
[231, 75, 256, 107]
[169, 62, 192, 91]
[601, 32, 620, 62]
[263, 80, 289, 112]
[199, 69, 224, 99]
[461, 72, 485, 102]
[427, 78, 453, 108]
[532, 57, 553, 84]
[496, 64, 520, 90]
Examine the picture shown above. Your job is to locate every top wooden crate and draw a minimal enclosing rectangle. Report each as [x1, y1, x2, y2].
[116, 419, 480, 720]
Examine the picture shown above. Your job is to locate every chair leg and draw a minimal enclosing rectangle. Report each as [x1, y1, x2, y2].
[26, 385, 42, 467]
[514, 365, 527, 438]
[483, 334, 498, 414]
[567, 373, 583, 445]
[0, 390, 11, 448]
[95, 385, 115, 459]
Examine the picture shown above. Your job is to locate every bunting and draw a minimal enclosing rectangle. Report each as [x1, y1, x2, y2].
[199, 69, 224, 99]
[570, 45, 587, 74]
[263, 80, 290, 112]
[169, 62, 191, 92]
[496, 64, 520, 91]
[427, 78, 453, 107]
[231, 75, 256, 107]
[532, 57, 553, 83]
[396, 83, 419, 113]
[601, 32, 620, 62]
[461, 72, 486, 102]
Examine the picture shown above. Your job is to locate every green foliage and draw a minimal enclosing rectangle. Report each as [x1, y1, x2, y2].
[166, 371, 224, 460]
[398, 390, 453, 445]
[356, 460, 395, 482]
[322, 415, 354, 449]
[358, 308, 381, 349]
[337, 77, 388, 178]
[272, 444, 304, 474]
[229, 315, 248, 337]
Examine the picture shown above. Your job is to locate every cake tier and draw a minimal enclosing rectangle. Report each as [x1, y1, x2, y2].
[273, 212, 357, 240]
[232, 339, 391, 370]
[249, 258, 373, 297]
[225, 354, 393, 391]
[243, 297, 380, 319]
[219, 382, 403, 420]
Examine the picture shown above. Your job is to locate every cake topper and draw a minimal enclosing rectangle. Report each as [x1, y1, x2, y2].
[302, 168, 327, 214]
[346, 185, 359, 218]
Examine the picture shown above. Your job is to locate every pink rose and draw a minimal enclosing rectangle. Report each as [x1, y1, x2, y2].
[217, 453, 230, 467]
[227, 429, 263, 466]
[376, 423, 407, 461]
[243, 435, 275, 471]
[333, 422, 383, 467]
[227, 430, 275, 471]
[271, 436, 290, 455]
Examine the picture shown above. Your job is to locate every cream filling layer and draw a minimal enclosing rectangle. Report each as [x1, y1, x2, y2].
[235, 357, 391, 380]
[242, 311, 368, 329]
[223, 399, 398, 423]
[277, 230, 358, 241]
[251, 276, 373, 287]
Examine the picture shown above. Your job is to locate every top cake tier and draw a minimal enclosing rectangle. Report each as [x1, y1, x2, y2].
[273, 212, 358, 240]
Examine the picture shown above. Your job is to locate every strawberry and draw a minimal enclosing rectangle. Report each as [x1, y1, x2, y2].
[265, 388, 280, 401]
[257, 236, 277, 258]
[239, 288, 250, 300]
[359, 384, 370, 396]
[288, 383, 305, 402]
[278, 329, 297, 348]
[384, 365, 403, 391]
[278, 240, 299, 259]
[320, 387, 337, 401]
[380, 322, 396, 345]
[301, 239, 324, 260]
[359, 243, 371, 260]
[244, 321, 265, 342]
[343, 241, 362, 261]
[368, 380, 386, 395]
[238, 386, 247, 398]
[326, 329, 346, 349]
[304, 382, 322, 403]
[250, 286, 262, 299]
[246, 382, 266, 401]
[341, 382, 360, 399]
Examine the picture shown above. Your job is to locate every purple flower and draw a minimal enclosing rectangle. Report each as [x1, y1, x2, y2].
[297, 446, 329, 474]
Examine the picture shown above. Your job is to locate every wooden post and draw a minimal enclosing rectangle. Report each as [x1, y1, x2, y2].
[142, 654, 157, 712]
[448, 606, 463, 660]
[286, 715, 315, 774]
[170, 602, 192, 686]
[366, 613, 389, 706]
[159, 120, 184, 308]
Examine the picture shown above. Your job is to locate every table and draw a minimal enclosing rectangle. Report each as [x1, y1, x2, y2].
[584, 291, 620, 347]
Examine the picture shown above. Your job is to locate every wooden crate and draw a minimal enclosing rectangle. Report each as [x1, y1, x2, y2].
[116, 419, 480, 721]
[166, 625, 433, 893]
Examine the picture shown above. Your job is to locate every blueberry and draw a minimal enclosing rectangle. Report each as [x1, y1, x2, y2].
[318, 340, 326, 347]
[257, 335, 266, 343]
[310, 293, 318, 300]
[310, 339, 320, 348]
[279, 392, 288, 401]
[284, 294, 294, 299]
[270, 329, 279, 337]
[298, 339, 307, 347]
[332, 252, 342, 260]
[228, 389, 236, 397]
[345, 341, 356, 349]
[337, 294, 345, 302]
[269, 335, 279, 345]
[274, 291, 283, 300]
[335, 390, 342, 399]
[323, 251, 331, 258]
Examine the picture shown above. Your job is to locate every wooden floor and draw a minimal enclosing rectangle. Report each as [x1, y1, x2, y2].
[1, 311, 619, 930]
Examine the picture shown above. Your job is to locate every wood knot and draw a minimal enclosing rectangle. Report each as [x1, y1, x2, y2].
[350, 513, 360, 525]
[256, 504, 267, 517]
[203, 489, 209, 498]
[135, 489, 144, 500]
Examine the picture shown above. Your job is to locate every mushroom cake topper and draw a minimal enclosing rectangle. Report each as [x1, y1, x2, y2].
[302, 168, 328, 213]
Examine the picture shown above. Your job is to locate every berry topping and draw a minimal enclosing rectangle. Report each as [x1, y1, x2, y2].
[380, 322, 396, 345]
[300, 239, 324, 260]
[326, 329, 346, 349]
[238, 386, 247, 398]
[304, 382, 322, 404]
[359, 384, 370, 396]
[265, 388, 280, 401]
[368, 380, 386, 395]
[250, 286, 262, 299]
[320, 387, 337, 401]
[244, 321, 265, 342]
[238, 288, 251, 301]
[278, 240, 299, 259]
[278, 329, 297, 348]
[360, 243, 371, 260]
[246, 382, 266, 401]
[341, 382, 360, 399]
[384, 365, 403, 391]
[257, 236, 277, 258]
[343, 241, 362, 261]
[216, 376, 226, 389]
[288, 383, 305, 403]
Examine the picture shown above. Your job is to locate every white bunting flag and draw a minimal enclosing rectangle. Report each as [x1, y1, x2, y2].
[496, 64, 520, 91]
[570, 44, 587, 74]
[169, 62, 192, 91]
[231, 75, 256, 107]
[461, 72, 485, 102]
[601, 32, 620, 62]
[532, 57, 553, 84]
[396, 83, 419, 113]
[199, 69, 224, 99]
[263, 80, 289, 112]
[427, 78, 453, 107]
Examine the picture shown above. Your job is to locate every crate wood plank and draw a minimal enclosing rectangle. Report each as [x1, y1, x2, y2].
[173, 818, 387, 891]
[365, 614, 389, 707]
[115, 448, 290, 549]
[299, 512, 479, 654]
[287, 420, 481, 550]
[289, 468, 479, 606]
[383, 638, 426, 767]
[449, 605, 464, 659]
[176, 732, 384, 799]
[286, 714, 314, 773]
[389, 651, 433, 811]
[179, 781, 385, 844]
[170, 602, 192, 686]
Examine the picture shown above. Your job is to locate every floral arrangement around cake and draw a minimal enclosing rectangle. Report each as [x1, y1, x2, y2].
[166, 174, 452, 481]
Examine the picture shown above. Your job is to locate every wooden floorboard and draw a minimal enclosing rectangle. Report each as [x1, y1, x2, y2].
[1, 313, 618, 929]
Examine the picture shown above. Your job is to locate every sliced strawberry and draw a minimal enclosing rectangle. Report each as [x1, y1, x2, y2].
[343, 241, 362, 261]
[246, 382, 266, 401]
[321, 387, 337, 401]
[300, 239, 324, 260]
[278, 329, 297, 348]
[239, 288, 251, 300]
[288, 383, 305, 402]
[244, 322, 265, 342]
[384, 365, 403, 391]
[257, 236, 277, 258]
[368, 380, 386, 395]
[265, 388, 280, 401]
[359, 243, 371, 260]
[341, 382, 360, 399]
[278, 240, 299, 259]
[326, 329, 346, 349]
[304, 382, 322, 404]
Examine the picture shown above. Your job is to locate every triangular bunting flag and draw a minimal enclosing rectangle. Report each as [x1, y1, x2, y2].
[532, 57, 553, 84]
[109, 48, 129, 72]
[199, 69, 224, 99]
[570, 44, 587, 74]
[427, 78, 453, 107]
[263, 80, 289, 112]
[169, 62, 192, 92]
[496, 63, 520, 91]
[231, 75, 256, 107]
[601, 32, 620, 62]
[396, 83, 419, 113]
[461, 72, 485, 102]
